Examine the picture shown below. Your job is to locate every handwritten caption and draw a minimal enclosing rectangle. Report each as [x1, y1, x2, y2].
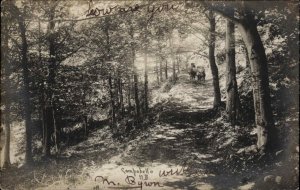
[86, 1, 181, 19]
[93, 165, 188, 190]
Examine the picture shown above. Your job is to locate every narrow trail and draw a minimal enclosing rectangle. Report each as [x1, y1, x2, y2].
[84, 74, 220, 190]
[33, 74, 254, 190]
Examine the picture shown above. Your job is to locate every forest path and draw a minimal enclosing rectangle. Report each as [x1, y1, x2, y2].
[32, 74, 254, 190]
[81, 74, 221, 190]
[151, 74, 214, 111]
[66, 74, 250, 190]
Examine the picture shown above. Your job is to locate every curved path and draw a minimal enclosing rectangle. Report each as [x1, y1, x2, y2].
[34, 74, 253, 190]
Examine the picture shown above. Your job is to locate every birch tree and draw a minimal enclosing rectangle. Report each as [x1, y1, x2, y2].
[204, 2, 277, 153]
[225, 10, 240, 125]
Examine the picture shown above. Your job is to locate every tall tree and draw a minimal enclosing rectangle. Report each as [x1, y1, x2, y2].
[204, 2, 277, 153]
[133, 71, 141, 119]
[39, 1, 86, 156]
[127, 74, 132, 109]
[46, 1, 59, 155]
[108, 74, 115, 127]
[159, 60, 163, 82]
[165, 60, 169, 79]
[118, 77, 124, 115]
[225, 11, 240, 125]
[10, 2, 33, 164]
[144, 46, 149, 112]
[208, 10, 222, 108]
[155, 60, 160, 85]
[104, 17, 116, 127]
[141, 21, 151, 113]
[127, 19, 141, 119]
[169, 34, 177, 82]
[1, 7, 11, 168]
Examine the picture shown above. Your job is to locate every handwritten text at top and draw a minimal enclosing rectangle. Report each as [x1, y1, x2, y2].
[86, 2, 180, 18]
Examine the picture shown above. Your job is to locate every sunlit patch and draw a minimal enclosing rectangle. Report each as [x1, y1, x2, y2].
[237, 182, 255, 190]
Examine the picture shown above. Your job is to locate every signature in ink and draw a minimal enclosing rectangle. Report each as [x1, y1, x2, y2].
[125, 175, 164, 190]
[94, 175, 163, 190]
[95, 175, 119, 186]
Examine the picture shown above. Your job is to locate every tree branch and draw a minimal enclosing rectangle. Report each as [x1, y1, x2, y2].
[6, 33, 22, 50]
[194, 51, 209, 59]
[59, 45, 85, 63]
[201, 2, 241, 25]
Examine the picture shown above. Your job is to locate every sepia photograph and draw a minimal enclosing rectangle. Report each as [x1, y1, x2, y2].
[0, 0, 299, 189]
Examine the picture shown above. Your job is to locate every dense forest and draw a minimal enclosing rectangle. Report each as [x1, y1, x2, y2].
[0, 1, 299, 190]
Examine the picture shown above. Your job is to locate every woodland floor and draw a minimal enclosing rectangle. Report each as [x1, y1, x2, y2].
[0, 74, 299, 190]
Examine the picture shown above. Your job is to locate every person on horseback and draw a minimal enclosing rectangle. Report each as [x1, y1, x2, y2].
[197, 66, 206, 82]
[189, 63, 197, 80]
[202, 68, 206, 82]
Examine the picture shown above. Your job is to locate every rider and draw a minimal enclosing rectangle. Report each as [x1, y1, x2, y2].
[190, 63, 197, 80]
[200, 66, 205, 81]
[196, 66, 205, 81]
[196, 66, 201, 81]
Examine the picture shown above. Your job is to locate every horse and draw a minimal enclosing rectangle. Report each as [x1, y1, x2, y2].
[196, 66, 205, 82]
[197, 70, 206, 82]
[189, 63, 197, 80]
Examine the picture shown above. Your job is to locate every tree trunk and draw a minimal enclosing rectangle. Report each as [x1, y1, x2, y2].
[169, 36, 176, 82]
[2, 20, 11, 168]
[159, 59, 163, 82]
[202, 1, 277, 153]
[44, 107, 53, 156]
[3, 110, 11, 168]
[118, 78, 124, 115]
[38, 17, 49, 157]
[177, 56, 180, 74]
[0, 126, 3, 167]
[42, 107, 51, 157]
[172, 61, 176, 82]
[18, 10, 33, 164]
[52, 106, 59, 154]
[127, 75, 132, 109]
[37, 17, 50, 157]
[133, 73, 140, 118]
[156, 61, 160, 85]
[108, 75, 115, 127]
[242, 40, 251, 68]
[144, 52, 149, 113]
[114, 78, 119, 110]
[3, 110, 11, 167]
[208, 10, 222, 108]
[46, 7, 59, 155]
[225, 13, 240, 125]
[165, 60, 168, 79]
[172, 60, 176, 81]
[129, 25, 140, 119]
[104, 17, 116, 125]
[238, 16, 276, 152]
